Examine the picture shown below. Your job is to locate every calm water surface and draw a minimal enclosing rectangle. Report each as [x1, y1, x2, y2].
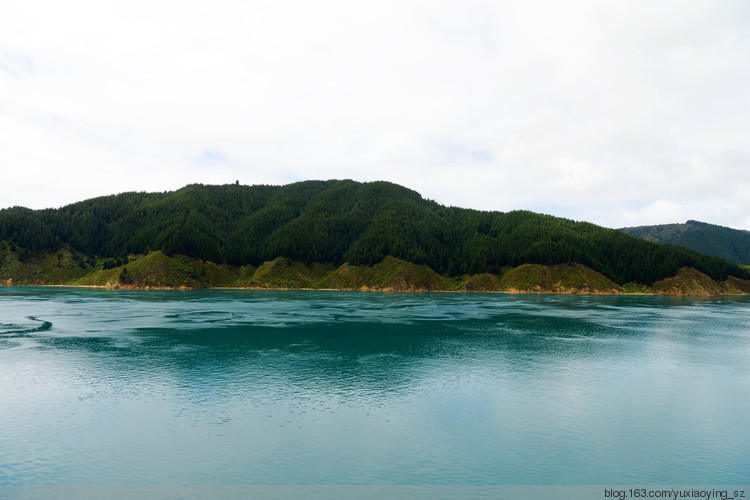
[0, 288, 748, 485]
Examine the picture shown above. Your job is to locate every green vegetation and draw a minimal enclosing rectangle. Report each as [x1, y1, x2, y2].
[621, 220, 750, 265]
[318, 256, 450, 291]
[724, 276, 750, 294]
[496, 263, 621, 294]
[0, 245, 91, 285]
[71, 251, 252, 289]
[651, 268, 728, 296]
[0, 180, 749, 293]
[455, 273, 503, 292]
[246, 257, 333, 289]
[1, 247, 748, 294]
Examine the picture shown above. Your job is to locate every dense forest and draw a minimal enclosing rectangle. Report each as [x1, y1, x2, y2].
[1, 180, 747, 285]
[620, 220, 750, 265]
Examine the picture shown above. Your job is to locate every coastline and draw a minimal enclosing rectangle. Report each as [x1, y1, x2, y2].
[3, 252, 749, 296]
[4, 282, 749, 297]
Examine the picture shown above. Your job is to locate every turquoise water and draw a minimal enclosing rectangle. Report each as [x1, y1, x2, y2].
[0, 288, 748, 485]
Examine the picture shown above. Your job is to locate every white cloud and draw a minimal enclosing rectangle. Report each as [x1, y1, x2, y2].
[620, 200, 685, 228]
[1, 0, 749, 229]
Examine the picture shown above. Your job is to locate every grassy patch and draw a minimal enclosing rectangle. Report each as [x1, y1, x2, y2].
[0, 246, 90, 285]
[498, 263, 621, 293]
[74, 251, 251, 289]
[620, 282, 651, 294]
[318, 256, 450, 291]
[1, 248, 747, 296]
[724, 276, 750, 294]
[247, 257, 334, 288]
[455, 273, 501, 292]
[651, 267, 725, 296]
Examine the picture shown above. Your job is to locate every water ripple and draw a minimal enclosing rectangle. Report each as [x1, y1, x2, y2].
[0, 316, 52, 336]
[0, 290, 749, 484]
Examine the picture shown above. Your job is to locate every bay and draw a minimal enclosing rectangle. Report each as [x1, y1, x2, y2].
[1, 287, 748, 485]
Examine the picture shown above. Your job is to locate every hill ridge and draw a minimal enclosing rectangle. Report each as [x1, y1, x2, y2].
[620, 220, 750, 265]
[1, 180, 748, 286]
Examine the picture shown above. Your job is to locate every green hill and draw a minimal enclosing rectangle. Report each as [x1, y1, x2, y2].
[1, 180, 748, 289]
[620, 220, 750, 265]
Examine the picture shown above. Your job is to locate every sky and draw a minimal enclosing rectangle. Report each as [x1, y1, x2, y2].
[2, 0, 750, 230]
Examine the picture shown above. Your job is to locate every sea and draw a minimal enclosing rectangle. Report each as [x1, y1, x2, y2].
[1, 288, 748, 498]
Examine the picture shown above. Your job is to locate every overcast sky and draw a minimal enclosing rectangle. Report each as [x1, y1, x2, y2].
[2, 0, 749, 229]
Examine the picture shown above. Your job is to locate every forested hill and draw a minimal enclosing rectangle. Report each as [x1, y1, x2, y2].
[1, 180, 747, 285]
[620, 221, 750, 266]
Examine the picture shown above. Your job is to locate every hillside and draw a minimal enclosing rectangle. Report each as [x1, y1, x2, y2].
[1, 180, 748, 290]
[620, 220, 750, 265]
[3, 249, 748, 294]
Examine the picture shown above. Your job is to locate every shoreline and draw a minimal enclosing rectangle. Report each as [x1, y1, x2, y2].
[4, 254, 748, 296]
[3, 282, 749, 297]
